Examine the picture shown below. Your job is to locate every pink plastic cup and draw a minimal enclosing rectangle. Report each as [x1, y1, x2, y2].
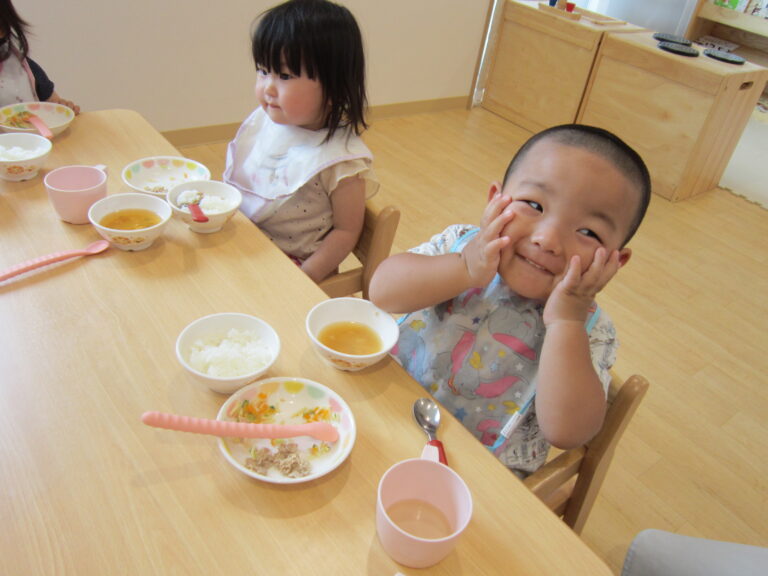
[376, 456, 472, 568]
[45, 165, 108, 224]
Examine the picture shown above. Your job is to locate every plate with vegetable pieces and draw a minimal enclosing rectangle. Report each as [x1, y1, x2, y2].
[121, 156, 210, 197]
[216, 377, 356, 484]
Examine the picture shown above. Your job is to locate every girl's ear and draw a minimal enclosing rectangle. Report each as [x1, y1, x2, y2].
[618, 247, 632, 268]
[487, 181, 503, 203]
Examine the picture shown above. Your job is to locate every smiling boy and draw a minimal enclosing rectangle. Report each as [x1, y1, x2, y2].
[370, 124, 651, 475]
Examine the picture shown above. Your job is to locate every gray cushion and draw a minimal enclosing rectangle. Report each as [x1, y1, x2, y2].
[621, 529, 768, 576]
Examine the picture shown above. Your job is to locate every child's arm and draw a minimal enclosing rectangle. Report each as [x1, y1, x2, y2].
[370, 191, 515, 313]
[535, 248, 622, 449]
[300, 176, 366, 283]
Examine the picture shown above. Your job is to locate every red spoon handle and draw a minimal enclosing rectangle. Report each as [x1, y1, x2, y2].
[428, 439, 448, 466]
[188, 202, 209, 223]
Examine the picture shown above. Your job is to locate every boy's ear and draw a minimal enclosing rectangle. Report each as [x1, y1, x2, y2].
[618, 247, 632, 268]
[487, 181, 503, 203]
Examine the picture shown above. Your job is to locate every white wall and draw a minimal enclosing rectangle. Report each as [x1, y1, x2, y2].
[19, 0, 490, 132]
[587, 0, 696, 35]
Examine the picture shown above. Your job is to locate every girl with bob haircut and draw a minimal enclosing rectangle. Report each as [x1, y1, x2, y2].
[225, 0, 378, 283]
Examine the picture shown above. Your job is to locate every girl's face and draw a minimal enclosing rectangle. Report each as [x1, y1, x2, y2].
[492, 140, 635, 301]
[254, 61, 326, 131]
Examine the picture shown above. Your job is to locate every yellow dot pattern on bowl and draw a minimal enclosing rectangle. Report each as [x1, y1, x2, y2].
[283, 380, 305, 394]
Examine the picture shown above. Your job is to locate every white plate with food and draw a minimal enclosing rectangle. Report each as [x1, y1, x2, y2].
[121, 156, 210, 196]
[216, 377, 356, 484]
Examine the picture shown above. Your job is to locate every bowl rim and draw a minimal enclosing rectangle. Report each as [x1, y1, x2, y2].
[215, 376, 356, 484]
[306, 297, 399, 360]
[0, 101, 75, 129]
[175, 312, 281, 382]
[0, 132, 53, 159]
[166, 180, 242, 213]
[88, 192, 172, 232]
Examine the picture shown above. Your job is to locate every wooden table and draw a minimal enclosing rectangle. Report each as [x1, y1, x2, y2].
[0, 110, 614, 575]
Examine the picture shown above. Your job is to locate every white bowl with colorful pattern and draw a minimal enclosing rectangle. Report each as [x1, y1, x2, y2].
[0, 101, 75, 137]
[306, 297, 399, 372]
[216, 377, 356, 484]
[121, 156, 210, 197]
[0, 132, 52, 181]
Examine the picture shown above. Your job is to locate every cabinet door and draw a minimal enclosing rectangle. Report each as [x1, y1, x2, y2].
[482, 2, 603, 132]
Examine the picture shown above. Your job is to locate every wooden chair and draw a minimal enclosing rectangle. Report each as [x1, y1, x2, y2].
[523, 373, 650, 534]
[318, 198, 400, 300]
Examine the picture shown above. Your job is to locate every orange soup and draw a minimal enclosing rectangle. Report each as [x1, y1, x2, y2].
[318, 321, 382, 356]
[100, 208, 161, 230]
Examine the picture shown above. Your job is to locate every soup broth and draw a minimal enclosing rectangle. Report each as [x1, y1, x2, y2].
[100, 208, 161, 230]
[318, 321, 382, 356]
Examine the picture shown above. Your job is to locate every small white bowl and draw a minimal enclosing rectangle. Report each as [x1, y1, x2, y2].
[167, 180, 242, 233]
[176, 313, 280, 394]
[122, 156, 211, 197]
[0, 101, 74, 137]
[0, 132, 52, 181]
[88, 193, 172, 251]
[306, 297, 399, 372]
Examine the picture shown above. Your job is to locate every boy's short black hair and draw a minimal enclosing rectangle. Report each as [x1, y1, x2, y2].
[503, 124, 651, 246]
[251, 0, 367, 140]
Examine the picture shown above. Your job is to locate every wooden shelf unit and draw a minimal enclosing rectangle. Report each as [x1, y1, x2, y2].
[686, 0, 768, 74]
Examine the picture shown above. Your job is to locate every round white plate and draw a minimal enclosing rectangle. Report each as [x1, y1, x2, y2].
[121, 156, 210, 196]
[216, 377, 356, 484]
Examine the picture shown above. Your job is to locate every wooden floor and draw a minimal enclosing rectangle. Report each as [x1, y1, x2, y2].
[178, 107, 768, 574]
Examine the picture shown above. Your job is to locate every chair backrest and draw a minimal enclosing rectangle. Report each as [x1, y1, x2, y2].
[318, 198, 400, 300]
[523, 373, 650, 534]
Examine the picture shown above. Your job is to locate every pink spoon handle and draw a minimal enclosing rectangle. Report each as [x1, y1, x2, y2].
[141, 411, 339, 443]
[27, 114, 53, 139]
[0, 242, 108, 282]
[428, 439, 448, 466]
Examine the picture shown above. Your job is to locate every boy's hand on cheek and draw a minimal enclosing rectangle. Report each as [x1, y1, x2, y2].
[543, 247, 621, 326]
[462, 193, 513, 286]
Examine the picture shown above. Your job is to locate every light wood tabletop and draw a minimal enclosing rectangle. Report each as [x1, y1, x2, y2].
[0, 110, 614, 575]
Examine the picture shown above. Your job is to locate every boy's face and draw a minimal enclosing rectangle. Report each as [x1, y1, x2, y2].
[491, 139, 636, 301]
[254, 60, 326, 130]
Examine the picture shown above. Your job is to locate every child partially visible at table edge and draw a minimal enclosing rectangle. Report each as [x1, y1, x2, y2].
[224, 0, 379, 283]
[0, 0, 80, 112]
[370, 124, 651, 477]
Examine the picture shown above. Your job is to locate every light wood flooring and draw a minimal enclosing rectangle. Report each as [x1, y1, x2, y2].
[178, 107, 768, 574]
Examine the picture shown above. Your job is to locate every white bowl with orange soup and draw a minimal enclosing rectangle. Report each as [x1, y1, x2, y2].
[88, 192, 172, 251]
[306, 297, 399, 372]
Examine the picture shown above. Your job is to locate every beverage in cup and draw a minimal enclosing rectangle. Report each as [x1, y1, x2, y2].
[376, 457, 472, 568]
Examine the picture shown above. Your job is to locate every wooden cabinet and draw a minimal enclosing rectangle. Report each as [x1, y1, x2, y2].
[578, 31, 768, 201]
[481, 1, 644, 132]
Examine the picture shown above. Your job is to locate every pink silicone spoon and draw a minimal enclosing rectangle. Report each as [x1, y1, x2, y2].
[0, 240, 109, 282]
[26, 113, 54, 139]
[141, 411, 340, 443]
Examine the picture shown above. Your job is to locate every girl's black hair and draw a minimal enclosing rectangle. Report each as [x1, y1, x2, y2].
[503, 124, 652, 247]
[0, 0, 29, 61]
[251, 0, 367, 140]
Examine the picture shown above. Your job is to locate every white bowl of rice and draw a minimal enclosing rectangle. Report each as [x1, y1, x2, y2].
[176, 313, 280, 394]
[166, 180, 242, 234]
[0, 132, 52, 181]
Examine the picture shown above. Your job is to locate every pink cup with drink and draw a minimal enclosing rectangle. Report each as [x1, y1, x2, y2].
[45, 165, 108, 224]
[376, 455, 472, 568]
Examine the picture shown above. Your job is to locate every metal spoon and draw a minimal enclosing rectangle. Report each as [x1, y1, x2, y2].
[413, 397, 448, 465]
